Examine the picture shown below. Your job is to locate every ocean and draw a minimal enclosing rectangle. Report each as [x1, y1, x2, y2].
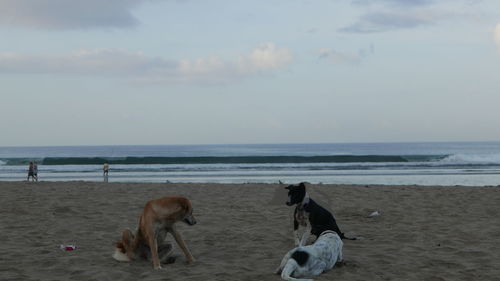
[1, 142, 500, 186]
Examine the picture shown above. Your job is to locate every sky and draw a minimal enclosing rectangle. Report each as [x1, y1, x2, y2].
[1, 0, 499, 146]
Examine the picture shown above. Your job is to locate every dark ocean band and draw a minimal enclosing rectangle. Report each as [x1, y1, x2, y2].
[2, 155, 449, 165]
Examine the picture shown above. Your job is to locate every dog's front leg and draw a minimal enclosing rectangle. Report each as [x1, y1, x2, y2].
[299, 230, 310, 247]
[293, 215, 301, 246]
[298, 222, 313, 247]
[170, 226, 195, 264]
[146, 227, 162, 269]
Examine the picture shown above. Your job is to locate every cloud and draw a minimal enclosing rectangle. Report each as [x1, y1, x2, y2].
[244, 43, 293, 71]
[0, 49, 176, 75]
[495, 23, 500, 51]
[318, 49, 363, 64]
[0, 44, 293, 83]
[169, 43, 293, 82]
[339, 11, 434, 33]
[342, 0, 483, 33]
[351, 0, 435, 7]
[317, 45, 374, 65]
[0, 0, 156, 29]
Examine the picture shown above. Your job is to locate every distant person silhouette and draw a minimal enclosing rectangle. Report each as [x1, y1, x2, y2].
[103, 162, 109, 177]
[27, 162, 35, 182]
[33, 161, 38, 181]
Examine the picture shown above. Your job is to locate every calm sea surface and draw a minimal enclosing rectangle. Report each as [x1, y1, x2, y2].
[1, 142, 500, 186]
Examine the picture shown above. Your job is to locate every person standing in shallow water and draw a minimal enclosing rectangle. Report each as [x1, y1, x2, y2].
[103, 162, 109, 183]
[33, 161, 38, 181]
[103, 163, 109, 177]
[27, 162, 35, 181]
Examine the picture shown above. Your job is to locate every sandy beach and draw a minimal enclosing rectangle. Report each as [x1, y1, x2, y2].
[1, 181, 499, 281]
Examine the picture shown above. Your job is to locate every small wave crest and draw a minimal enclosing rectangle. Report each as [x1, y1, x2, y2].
[440, 154, 500, 164]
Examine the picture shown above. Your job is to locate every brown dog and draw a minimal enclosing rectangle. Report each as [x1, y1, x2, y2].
[113, 196, 197, 269]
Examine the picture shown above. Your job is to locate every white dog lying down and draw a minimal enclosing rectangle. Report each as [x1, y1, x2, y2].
[275, 230, 343, 281]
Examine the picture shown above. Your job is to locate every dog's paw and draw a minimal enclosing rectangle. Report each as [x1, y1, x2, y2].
[154, 265, 163, 270]
[336, 260, 347, 267]
[186, 258, 196, 265]
[161, 256, 177, 264]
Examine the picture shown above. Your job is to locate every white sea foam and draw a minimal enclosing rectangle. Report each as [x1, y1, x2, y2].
[440, 154, 500, 164]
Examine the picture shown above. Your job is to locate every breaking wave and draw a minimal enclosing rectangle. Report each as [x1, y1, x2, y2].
[1, 155, 450, 165]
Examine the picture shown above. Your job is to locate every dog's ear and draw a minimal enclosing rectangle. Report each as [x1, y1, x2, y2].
[299, 182, 306, 188]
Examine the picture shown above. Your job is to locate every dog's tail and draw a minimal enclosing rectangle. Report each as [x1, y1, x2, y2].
[281, 259, 314, 281]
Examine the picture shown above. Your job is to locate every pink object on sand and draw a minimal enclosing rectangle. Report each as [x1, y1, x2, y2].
[60, 244, 77, 251]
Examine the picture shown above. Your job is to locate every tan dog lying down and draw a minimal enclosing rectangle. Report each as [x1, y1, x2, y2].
[113, 196, 197, 269]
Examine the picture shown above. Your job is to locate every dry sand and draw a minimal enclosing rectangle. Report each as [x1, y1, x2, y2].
[1, 181, 499, 281]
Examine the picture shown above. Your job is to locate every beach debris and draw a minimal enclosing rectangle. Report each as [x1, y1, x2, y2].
[60, 244, 77, 251]
[368, 211, 380, 217]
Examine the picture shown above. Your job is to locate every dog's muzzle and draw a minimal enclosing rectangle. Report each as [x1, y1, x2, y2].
[183, 216, 197, 225]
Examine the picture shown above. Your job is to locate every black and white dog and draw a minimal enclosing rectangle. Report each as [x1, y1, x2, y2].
[275, 230, 343, 281]
[285, 182, 354, 246]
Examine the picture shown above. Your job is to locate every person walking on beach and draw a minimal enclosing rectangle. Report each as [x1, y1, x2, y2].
[27, 162, 35, 182]
[33, 161, 38, 181]
[103, 162, 109, 177]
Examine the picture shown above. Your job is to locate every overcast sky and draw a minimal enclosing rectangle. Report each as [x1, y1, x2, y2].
[1, 0, 499, 146]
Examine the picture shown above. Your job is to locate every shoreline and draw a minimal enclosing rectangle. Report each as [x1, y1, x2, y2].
[1, 181, 499, 280]
[5, 179, 500, 188]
